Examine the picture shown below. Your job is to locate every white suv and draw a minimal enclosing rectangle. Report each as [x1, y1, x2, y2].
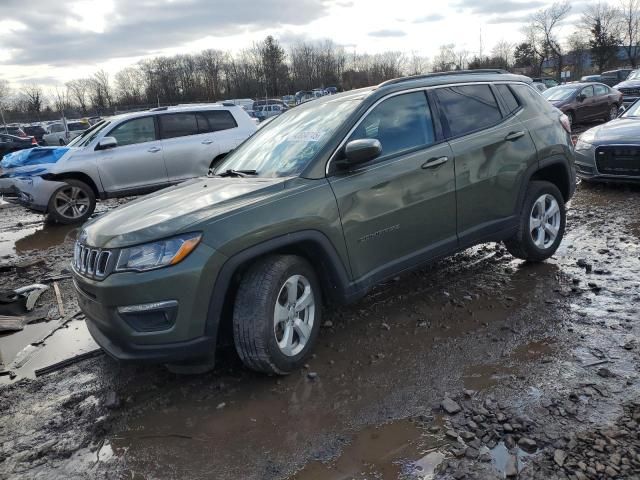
[43, 120, 90, 145]
[0, 104, 257, 223]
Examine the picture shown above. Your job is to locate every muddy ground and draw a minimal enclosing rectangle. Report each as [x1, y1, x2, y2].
[0, 178, 638, 480]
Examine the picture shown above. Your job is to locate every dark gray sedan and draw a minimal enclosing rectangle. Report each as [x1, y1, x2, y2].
[575, 101, 640, 182]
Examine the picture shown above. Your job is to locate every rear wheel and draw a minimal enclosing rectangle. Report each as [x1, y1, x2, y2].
[607, 104, 618, 121]
[504, 181, 566, 262]
[232, 255, 322, 375]
[566, 111, 575, 128]
[46, 179, 96, 224]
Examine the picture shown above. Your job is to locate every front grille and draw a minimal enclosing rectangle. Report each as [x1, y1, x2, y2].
[618, 87, 640, 96]
[595, 146, 640, 176]
[73, 242, 115, 280]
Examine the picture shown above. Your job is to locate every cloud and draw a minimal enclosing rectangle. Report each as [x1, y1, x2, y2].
[452, 0, 545, 15]
[486, 13, 532, 24]
[369, 29, 407, 38]
[412, 14, 445, 23]
[0, 0, 330, 66]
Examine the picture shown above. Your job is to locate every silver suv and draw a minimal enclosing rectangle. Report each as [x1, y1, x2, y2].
[0, 104, 257, 223]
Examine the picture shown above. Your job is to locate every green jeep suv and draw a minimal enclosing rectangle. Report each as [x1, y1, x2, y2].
[72, 71, 576, 374]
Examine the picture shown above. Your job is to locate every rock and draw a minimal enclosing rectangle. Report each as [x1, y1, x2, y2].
[554, 449, 567, 467]
[605, 466, 618, 476]
[216, 402, 226, 409]
[441, 398, 462, 415]
[505, 454, 518, 477]
[463, 389, 475, 398]
[496, 412, 507, 422]
[518, 437, 538, 453]
[104, 391, 120, 409]
[446, 430, 459, 440]
[322, 321, 334, 328]
[503, 423, 513, 433]
[307, 372, 318, 380]
[597, 367, 616, 378]
[381, 322, 391, 331]
[465, 447, 479, 459]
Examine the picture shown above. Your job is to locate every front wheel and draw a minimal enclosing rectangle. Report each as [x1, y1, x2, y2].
[46, 179, 96, 224]
[504, 181, 566, 262]
[233, 255, 322, 375]
[607, 104, 619, 121]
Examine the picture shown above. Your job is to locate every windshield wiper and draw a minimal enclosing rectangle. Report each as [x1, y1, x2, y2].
[216, 169, 258, 178]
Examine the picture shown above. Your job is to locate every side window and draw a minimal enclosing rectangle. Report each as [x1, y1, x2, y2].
[496, 84, 520, 115]
[347, 91, 435, 158]
[109, 117, 156, 147]
[436, 85, 502, 138]
[204, 111, 238, 132]
[51, 124, 63, 133]
[159, 113, 199, 139]
[594, 84, 608, 96]
[582, 86, 594, 98]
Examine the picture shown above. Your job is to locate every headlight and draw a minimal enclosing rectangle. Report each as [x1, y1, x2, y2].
[574, 139, 593, 151]
[116, 233, 202, 272]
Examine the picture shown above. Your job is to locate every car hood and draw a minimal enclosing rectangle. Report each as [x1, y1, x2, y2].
[613, 80, 640, 89]
[0, 147, 71, 175]
[588, 117, 640, 144]
[82, 176, 289, 249]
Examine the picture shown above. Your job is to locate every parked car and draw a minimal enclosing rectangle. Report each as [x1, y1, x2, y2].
[324, 86, 338, 95]
[612, 69, 640, 106]
[252, 99, 286, 111]
[70, 71, 575, 375]
[1, 125, 27, 137]
[0, 104, 257, 223]
[22, 124, 48, 143]
[574, 99, 640, 183]
[581, 75, 602, 82]
[255, 104, 286, 121]
[533, 83, 547, 93]
[542, 82, 622, 126]
[600, 69, 633, 87]
[43, 120, 90, 146]
[295, 90, 316, 104]
[0, 134, 37, 159]
[229, 98, 254, 110]
[282, 95, 296, 107]
[531, 77, 558, 88]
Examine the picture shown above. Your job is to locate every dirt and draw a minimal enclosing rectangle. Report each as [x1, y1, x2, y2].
[0, 178, 639, 480]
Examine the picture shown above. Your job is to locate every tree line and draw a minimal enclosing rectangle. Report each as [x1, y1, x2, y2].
[1, 1, 640, 123]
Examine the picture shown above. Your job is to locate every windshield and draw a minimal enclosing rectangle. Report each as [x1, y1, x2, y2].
[542, 87, 576, 101]
[215, 97, 362, 177]
[622, 101, 640, 117]
[627, 70, 640, 80]
[67, 120, 111, 147]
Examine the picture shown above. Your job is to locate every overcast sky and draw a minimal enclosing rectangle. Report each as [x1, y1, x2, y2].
[0, 0, 594, 87]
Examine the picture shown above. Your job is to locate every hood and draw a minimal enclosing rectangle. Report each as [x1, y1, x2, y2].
[0, 147, 70, 172]
[83, 176, 288, 248]
[588, 117, 640, 144]
[613, 80, 640, 89]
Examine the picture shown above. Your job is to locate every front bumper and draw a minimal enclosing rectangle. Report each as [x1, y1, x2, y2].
[575, 146, 640, 183]
[73, 242, 228, 363]
[13, 176, 64, 212]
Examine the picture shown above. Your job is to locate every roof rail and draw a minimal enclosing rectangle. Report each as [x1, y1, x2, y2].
[149, 106, 169, 111]
[378, 69, 510, 87]
[221, 101, 236, 107]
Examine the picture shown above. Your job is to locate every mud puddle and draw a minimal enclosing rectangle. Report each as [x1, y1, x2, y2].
[293, 419, 446, 480]
[0, 220, 78, 258]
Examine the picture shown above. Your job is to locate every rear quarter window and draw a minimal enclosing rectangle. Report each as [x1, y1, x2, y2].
[201, 110, 238, 132]
[511, 84, 551, 115]
[436, 84, 502, 138]
[495, 84, 521, 115]
[159, 113, 199, 139]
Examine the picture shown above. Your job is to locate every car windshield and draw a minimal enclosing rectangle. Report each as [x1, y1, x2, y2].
[67, 120, 111, 147]
[622, 101, 640, 117]
[68, 122, 89, 131]
[627, 70, 640, 80]
[215, 97, 362, 177]
[542, 87, 576, 101]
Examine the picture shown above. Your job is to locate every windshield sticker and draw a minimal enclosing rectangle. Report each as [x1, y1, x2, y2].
[287, 131, 324, 142]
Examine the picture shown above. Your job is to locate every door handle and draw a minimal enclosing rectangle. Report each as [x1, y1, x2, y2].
[505, 131, 525, 141]
[147, 147, 161, 153]
[421, 156, 449, 169]
[201, 140, 214, 145]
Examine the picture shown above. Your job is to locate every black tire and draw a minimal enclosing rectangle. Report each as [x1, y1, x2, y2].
[46, 179, 96, 225]
[504, 181, 566, 262]
[233, 255, 322, 375]
[607, 104, 619, 121]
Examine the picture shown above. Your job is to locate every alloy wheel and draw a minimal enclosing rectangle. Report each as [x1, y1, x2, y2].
[53, 186, 91, 220]
[273, 274, 315, 357]
[529, 194, 561, 249]
[609, 105, 618, 121]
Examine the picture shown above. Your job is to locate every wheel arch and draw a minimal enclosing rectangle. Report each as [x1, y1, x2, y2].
[205, 231, 353, 342]
[41, 172, 101, 199]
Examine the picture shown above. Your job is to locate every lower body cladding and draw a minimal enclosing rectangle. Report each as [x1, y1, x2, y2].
[575, 144, 640, 183]
[12, 175, 66, 212]
[73, 242, 228, 363]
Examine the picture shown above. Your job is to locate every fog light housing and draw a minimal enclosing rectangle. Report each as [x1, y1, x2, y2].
[117, 300, 178, 332]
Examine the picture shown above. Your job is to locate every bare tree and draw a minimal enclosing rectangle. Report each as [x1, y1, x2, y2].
[52, 87, 71, 113]
[66, 79, 90, 114]
[20, 85, 44, 115]
[491, 40, 514, 69]
[455, 49, 470, 70]
[90, 69, 112, 110]
[620, 0, 640, 67]
[530, 2, 572, 81]
[433, 44, 457, 72]
[406, 51, 430, 76]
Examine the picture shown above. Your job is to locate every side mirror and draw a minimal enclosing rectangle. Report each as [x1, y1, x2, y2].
[96, 136, 117, 150]
[341, 139, 383, 167]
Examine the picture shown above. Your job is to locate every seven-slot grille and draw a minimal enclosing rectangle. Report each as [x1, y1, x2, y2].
[618, 87, 640, 97]
[595, 145, 640, 177]
[73, 242, 114, 279]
